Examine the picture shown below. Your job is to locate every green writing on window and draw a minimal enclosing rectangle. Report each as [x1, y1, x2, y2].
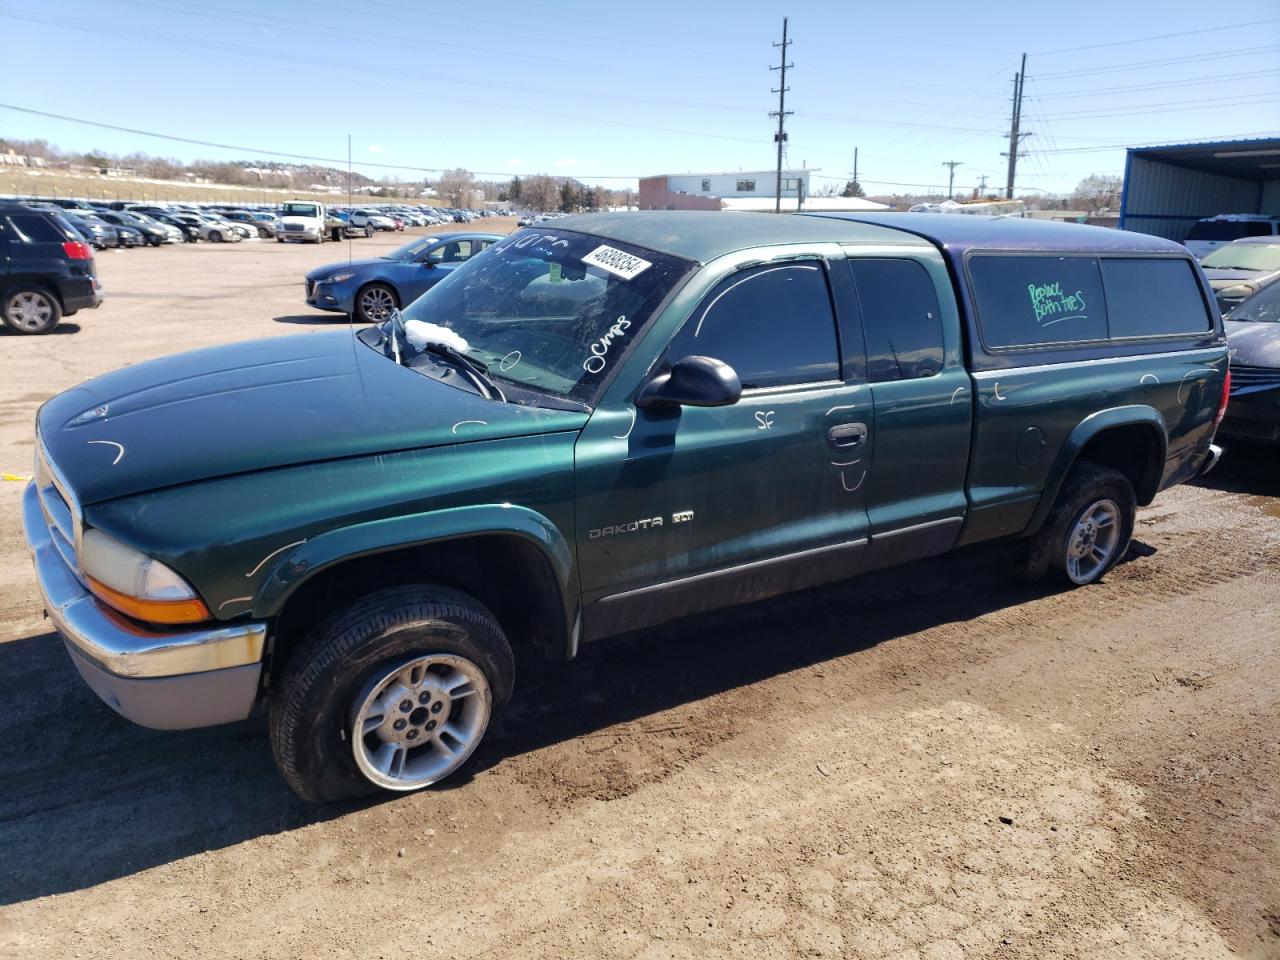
[1027, 281, 1088, 326]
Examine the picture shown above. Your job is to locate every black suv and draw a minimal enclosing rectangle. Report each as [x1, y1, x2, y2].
[1, 203, 102, 334]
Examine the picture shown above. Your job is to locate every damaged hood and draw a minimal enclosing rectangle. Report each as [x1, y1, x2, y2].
[38, 330, 587, 504]
[1225, 319, 1280, 369]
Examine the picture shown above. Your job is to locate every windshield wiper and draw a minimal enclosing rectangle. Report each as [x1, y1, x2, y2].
[420, 342, 507, 402]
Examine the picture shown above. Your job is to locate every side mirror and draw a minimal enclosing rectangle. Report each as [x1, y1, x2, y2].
[636, 355, 742, 409]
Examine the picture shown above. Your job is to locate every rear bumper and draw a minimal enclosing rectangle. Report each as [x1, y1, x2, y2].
[22, 482, 266, 729]
[1198, 443, 1223, 476]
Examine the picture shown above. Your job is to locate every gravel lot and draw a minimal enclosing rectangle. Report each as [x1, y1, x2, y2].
[1, 225, 1278, 959]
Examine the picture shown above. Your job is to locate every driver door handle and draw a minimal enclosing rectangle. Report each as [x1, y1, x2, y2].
[827, 422, 868, 449]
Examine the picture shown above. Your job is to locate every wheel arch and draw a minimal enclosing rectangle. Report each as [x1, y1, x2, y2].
[255, 504, 580, 681]
[1025, 406, 1167, 535]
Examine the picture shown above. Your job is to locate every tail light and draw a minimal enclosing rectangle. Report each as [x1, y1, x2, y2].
[62, 240, 93, 260]
[1215, 369, 1231, 426]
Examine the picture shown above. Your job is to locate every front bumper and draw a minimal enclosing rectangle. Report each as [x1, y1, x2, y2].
[305, 278, 351, 313]
[22, 482, 266, 729]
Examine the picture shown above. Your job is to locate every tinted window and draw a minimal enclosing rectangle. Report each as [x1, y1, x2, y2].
[1101, 258, 1211, 337]
[668, 263, 839, 389]
[970, 255, 1108, 348]
[849, 259, 944, 382]
[1186, 221, 1273, 241]
[8, 213, 72, 244]
[430, 240, 475, 263]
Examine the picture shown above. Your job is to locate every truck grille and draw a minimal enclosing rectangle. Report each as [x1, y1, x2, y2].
[1229, 364, 1280, 397]
[283, 223, 304, 232]
[34, 438, 83, 578]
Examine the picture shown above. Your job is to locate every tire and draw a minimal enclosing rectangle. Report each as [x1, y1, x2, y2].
[209, 230, 223, 242]
[354, 282, 399, 323]
[365, 226, 373, 238]
[2, 285, 62, 334]
[1013, 462, 1135, 586]
[268, 585, 514, 803]
[276, 236, 284, 243]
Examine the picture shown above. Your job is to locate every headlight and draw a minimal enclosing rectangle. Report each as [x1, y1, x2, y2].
[80, 528, 210, 624]
[327, 272, 355, 283]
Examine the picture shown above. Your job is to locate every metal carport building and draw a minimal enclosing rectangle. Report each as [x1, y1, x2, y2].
[1119, 136, 1280, 241]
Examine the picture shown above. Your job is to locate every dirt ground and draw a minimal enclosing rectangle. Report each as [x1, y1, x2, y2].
[0, 225, 1277, 960]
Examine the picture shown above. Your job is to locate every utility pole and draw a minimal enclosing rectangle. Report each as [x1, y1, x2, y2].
[977, 174, 988, 195]
[769, 17, 793, 214]
[942, 161, 962, 199]
[1004, 52, 1031, 199]
[852, 147, 858, 191]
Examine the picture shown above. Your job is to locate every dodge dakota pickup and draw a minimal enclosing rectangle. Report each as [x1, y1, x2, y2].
[23, 212, 1229, 801]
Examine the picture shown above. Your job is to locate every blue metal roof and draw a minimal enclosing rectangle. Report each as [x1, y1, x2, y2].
[1125, 136, 1280, 183]
[801, 212, 1185, 255]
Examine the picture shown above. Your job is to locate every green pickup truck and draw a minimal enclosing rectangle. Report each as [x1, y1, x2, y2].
[23, 212, 1229, 801]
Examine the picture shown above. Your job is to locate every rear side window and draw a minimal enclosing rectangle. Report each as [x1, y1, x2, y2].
[849, 259, 945, 382]
[1101, 258, 1211, 337]
[7, 213, 72, 244]
[970, 255, 1108, 348]
[667, 263, 839, 389]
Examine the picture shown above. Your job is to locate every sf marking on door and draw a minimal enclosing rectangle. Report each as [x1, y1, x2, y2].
[755, 410, 775, 430]
[589, 510, 694, 539]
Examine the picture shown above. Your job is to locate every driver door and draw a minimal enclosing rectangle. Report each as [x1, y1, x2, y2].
[574, 257, 873, 640]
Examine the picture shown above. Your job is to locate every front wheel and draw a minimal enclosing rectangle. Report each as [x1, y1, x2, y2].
[1013, 462, 1135, 586]
[209, 230, 223, 242]
[354, 282, 398, 323]
[268, 585, 514, 803]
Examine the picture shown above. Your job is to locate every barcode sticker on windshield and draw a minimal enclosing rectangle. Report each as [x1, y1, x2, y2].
[582, 245, 652, 280]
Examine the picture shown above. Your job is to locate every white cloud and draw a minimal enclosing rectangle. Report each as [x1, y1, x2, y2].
[367, 144, 384, 154]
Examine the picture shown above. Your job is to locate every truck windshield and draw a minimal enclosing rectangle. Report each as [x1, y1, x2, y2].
[282, 203, 319, 217]
[377, 228, 692, 406]
[1227, 282, 1280, 323]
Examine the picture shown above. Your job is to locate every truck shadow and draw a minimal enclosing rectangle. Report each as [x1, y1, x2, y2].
[0, 541, 1090, 904]
[1191, 440, 1280, 498]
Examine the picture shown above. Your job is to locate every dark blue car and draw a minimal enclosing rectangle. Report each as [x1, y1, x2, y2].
[305, 231, 502, 323]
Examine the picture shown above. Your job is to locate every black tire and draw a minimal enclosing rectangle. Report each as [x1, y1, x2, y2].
[209, 230, 223, 242]
[257, 226, 270, 238]
[2, 284, 62, 334]
[1013, 461, 1135, 586]
[268, 585, 514, 803]
[276, 236, 284, 243]
[353, 282, 399, 323]
[365, 225, 373, 238]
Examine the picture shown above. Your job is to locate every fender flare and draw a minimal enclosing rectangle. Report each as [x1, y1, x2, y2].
[251, 503, 579, 657]
[1024, 405, 1168, 535]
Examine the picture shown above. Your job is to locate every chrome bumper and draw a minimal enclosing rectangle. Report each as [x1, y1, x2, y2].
[22, 482, 266, 728]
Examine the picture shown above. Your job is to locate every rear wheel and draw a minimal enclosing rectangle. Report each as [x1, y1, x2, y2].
[1013, 462, 1135, 586]
[2, 286, 61, 334]
[268, 585, 514, 803]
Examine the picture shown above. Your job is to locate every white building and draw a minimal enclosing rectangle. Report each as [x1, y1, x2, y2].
[664, 169, 814, 199]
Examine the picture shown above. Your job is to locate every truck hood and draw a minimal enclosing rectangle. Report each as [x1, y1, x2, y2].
[1204, 268, 1266, 285]
[38, 330, 587, 505]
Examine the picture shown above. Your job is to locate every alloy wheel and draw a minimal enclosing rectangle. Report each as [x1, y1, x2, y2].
[1064, 498, 1122, 584]
[349, 653, 491, 791]
[5, 291, 54, 332]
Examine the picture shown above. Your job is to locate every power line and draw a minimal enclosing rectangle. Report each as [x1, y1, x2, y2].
[1039, 68, 1280, 100]
[1035, 44, 1280, 80]
[0, 103, 643, 180]
[1032, 16, 1280, 56]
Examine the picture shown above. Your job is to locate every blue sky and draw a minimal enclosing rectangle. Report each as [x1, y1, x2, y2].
[0, 0, 1277, 196]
